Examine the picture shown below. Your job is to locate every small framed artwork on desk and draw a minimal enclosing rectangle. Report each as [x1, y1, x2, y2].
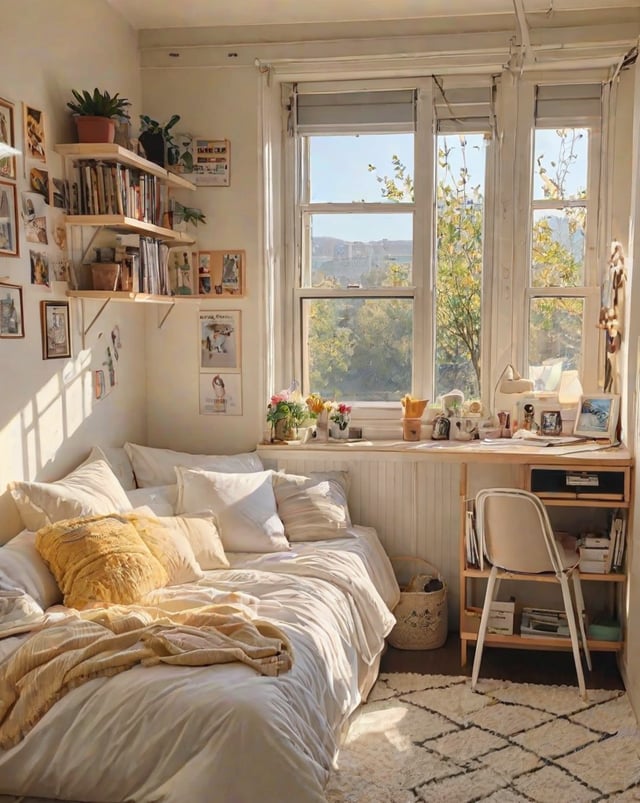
[573, 394, 620, 441]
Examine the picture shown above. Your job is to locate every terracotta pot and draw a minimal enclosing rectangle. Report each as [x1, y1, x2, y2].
[75, 116, 116, 144]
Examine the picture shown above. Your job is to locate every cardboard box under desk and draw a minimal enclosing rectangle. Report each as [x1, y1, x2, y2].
[487, 601, 515, 635]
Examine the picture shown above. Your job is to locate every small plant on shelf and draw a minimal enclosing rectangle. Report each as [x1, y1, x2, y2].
[139, 114, 181, 166]
[67, 88, 130, 144]
[174, 202, 206, 227]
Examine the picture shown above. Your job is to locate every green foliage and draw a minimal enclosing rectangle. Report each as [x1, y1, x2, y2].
[175, 202, 206, 226]
[67, 88, 130, 119]
[139, 114, 181, 145]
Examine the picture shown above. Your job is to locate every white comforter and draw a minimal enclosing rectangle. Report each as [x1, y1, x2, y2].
[0, 526, 399, 803]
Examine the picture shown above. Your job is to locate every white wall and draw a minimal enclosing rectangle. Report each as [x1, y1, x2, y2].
[142, 66, 265, 453]
[0, 0, 146, 539]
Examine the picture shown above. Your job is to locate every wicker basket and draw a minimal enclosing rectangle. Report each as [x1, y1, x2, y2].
[388, 556, 448, 650]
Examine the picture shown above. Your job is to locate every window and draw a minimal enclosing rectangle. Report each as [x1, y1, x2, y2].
[289, 80, 492, 406]
[526, 84, 602, 392]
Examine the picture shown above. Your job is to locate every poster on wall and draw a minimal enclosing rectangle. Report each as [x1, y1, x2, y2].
[0, 180, 19, 256]
[40, 300, 71, 359]
[199, 310, 241, 371]
[199, 373, 242, 416]
[23, 104, 46, 163]
[170, 134, 230, 186]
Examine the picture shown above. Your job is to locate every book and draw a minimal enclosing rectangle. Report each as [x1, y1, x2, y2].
[520, 607, 584, 639]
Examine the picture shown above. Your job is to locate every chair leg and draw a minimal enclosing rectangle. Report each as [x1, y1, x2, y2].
[571, 573, 592, 671]
[559, 574, 587, 700]
[471, 565, 498, 691]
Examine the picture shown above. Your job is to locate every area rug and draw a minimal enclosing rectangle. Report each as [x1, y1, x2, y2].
[325, 673, 640, 802]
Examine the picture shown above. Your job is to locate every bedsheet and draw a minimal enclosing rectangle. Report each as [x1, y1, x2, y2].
[0, 527, 399, 803]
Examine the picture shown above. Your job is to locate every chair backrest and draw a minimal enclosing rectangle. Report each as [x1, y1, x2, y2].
[475, 488, 564, 574]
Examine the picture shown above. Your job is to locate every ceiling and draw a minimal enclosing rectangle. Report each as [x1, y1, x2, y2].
[105, 0, 640, 31]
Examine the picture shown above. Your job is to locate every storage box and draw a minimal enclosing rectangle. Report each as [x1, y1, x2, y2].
[91, 263, 121, 291]
[487, 601, 515, 635]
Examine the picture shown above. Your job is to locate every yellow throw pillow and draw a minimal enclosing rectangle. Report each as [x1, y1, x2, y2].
[36, 514, 169, 609]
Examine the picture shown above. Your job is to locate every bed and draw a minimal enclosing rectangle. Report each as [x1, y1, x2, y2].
[0, 444, 400, 803]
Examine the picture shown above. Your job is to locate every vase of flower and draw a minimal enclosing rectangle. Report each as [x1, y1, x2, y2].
[274, 418, 295, 441]
[329, 403, 352, 440]
[315, 408, 329, 443]
[266, 386, 307, 443]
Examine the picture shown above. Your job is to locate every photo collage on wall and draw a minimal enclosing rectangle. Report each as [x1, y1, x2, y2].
[198, 310, 242, 415]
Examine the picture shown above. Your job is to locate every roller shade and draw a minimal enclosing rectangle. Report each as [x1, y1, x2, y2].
[434, 85, 494, 133]
[535, 84, 601, 123]
[295, 89, 416, 134]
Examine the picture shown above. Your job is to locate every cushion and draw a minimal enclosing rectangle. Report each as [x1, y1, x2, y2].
[0, 530, 62, 609]
[128, 513, 205, 585]
[126, 485, 178, 516]
[8, 459, 133, 532]
[157, 514, 229, 571]
[124, 442, 264, 488]
[87, 445, 136, 491]
[273, 471, 353, 542]
[36, 513, 179, 608]
[175, 467, 289, 553]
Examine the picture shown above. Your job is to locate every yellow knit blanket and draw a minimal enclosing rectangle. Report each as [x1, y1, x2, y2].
[0, 603, 293, 749]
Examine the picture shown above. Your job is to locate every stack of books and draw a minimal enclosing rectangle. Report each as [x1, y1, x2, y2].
[520, 607, 584, 639]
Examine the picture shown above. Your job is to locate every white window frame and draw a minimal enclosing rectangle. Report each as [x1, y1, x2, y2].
[523, 84, 603, 393]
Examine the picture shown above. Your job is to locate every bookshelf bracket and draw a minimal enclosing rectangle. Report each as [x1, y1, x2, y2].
[78, 297, 111, 349]
[157, 301, 176, 329]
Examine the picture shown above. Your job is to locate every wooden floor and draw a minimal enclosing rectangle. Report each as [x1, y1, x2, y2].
[380, 633, 625, 690]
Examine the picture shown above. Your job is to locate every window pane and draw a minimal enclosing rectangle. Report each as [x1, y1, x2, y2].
[528, 297, 583, 390]
[310, 214, 413, 288]
[309, 134, 414, 203]
[532, 128, 588, 201]
[304, 298, 412, 401]
[531, 208, 585, 287]
[435, 134, 485, 400]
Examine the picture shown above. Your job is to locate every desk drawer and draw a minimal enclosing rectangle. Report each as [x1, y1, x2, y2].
[529, 467, 627, 500]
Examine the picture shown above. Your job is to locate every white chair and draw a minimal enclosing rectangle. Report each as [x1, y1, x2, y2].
[471, 487, 592, 699]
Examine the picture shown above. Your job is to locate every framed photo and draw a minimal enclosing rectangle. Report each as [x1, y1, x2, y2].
[40, 300, 71, 359]
[573, 394, 620, 440]
[197, 250, 244, 297]
[23, 104, 46, 162]
[0, 282, 24, 338]
[199, 310, 241, 371]
[0, 97, 16, 180]
[540, 410, 563, 436]
[169, 248, 197, 296]
[0, 180, 19, 256]
[199, 372, 242, 415]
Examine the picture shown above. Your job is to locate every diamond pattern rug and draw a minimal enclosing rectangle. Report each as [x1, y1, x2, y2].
[325, 673, 640, 802]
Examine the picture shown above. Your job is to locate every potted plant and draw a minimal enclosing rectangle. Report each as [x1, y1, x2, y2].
[139, 114, 180, 167]
[174, 202, 206, 227]
[67, 88, 130, 144]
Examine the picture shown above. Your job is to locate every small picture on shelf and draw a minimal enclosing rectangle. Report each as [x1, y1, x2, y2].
[169, 249, 197, 296]
[197, 250, 244, 297]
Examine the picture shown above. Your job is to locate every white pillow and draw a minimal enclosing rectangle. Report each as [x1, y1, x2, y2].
[157, 514, 229, 571]
[124, 442, 264, 488]
[0, 589, 45, 639]
[273, 471, 353, 542]
[87, 445, 136, 491]
[0, 530, 62, 609]
[8, 459, 133, 532]
[126, 485, 178, 516]
[175, 467, 289, 553]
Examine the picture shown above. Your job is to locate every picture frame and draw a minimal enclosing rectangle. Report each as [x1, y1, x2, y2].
[197, 250, 245, 297]
[23, 104, 46, 162]
[199, 310, 241, 372]
[573, 394, 620, 441]
[169, 248, 198, 296]
[540, 410, 563, 436]
[40, 300, 71, 359]
[170, 134, 230, 186]
[0, 180, 19, 256]
[0, 281, 24, 338]
[0, 97, 17, 180]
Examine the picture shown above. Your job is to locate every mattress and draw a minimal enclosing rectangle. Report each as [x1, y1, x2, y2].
[0, 526, 399, 803]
